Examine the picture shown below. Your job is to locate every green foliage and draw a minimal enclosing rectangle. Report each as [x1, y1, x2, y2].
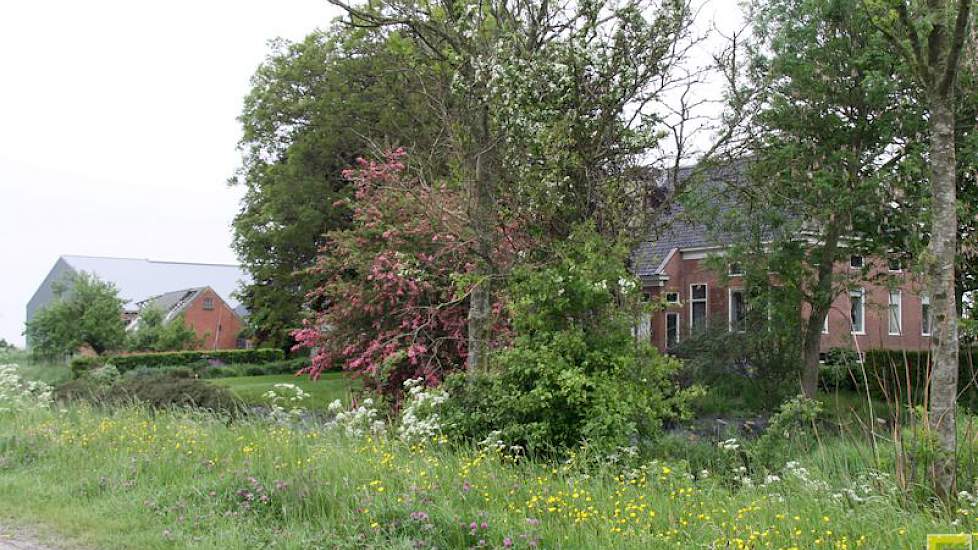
[859, 348, 978, 410]
[819, 348, 864, 391]
[125, 307, 201, 352]
[54, 371, 243, 414]
[751, 395, 824, 469]
[25, 272, 126, 357]
[231, 26, 444, 349]
[69, 348, 285, 375]
[442, 226, 696, 454]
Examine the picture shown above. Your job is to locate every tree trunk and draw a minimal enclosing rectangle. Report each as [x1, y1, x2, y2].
[927, 96, 960, 500]
[800, 219, 843, 398]
[466, 107, 496, 372]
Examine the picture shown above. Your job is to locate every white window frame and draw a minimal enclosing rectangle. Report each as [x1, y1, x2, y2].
[665, 312, 680, 347]
[849, 288, 866, 335]
[728, 263, 744, 276]
[850, 255, 864, 269]
[665, 291, 680, 305]
[728, 288, 746, 333]
[202, 297, 215, 311]
[888, 257, 903, 273]
[921, 295, 932, 336]
[689, 283, 708, 331]
[822, 312, 829, 334]
[888, 289, 902, 336]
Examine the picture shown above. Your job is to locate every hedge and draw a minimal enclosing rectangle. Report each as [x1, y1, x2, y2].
[845, 348, 978, 409]
[71, 348, 286, 374]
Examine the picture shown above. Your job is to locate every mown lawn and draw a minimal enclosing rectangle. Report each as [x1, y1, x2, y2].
[212, 371, 359, 410]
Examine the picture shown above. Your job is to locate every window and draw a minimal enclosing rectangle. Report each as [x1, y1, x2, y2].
[729, 289, 747, 333]
[642, 292, 652, 302]
[850, 255, 864, 269]
[823, 313, 829, 334]
[202, 297, 214, 311]
[888, 290, 902, 335]
[665, 291, 680, 305]
[690, 284, 708, 331]
[921, 295, 932, 336]
[849, 289, 865, 334]
[888, 257, 903, 272]
[666, 313, 680, 348]
[728, 262, 744, 276]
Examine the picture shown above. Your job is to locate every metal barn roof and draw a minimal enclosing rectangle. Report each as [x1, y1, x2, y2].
[59, 255, 248, 310]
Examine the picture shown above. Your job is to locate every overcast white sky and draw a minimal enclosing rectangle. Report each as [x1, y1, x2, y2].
[0, 0, 741, 347]
[0, 0, 343, 346]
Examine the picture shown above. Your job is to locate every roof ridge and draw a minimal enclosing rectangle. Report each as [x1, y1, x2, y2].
[61, 254, 240, 268]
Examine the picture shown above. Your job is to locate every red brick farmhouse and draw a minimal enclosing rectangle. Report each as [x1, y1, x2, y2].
[632, 179, 933, 357]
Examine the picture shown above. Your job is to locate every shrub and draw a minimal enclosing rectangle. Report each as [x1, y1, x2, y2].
[859, 348, 978, 409]
[292, 151, 512, 399]
[244, 365, 268, 376]
[0, 364, 54, 412]
[55, 371, 242, 414]
[441, 226, 697, 455]
[76, 349, 286, 373]
[88, 364, 121, 384]
[750, 395, 823, 470]
[70, 356, 102, 378]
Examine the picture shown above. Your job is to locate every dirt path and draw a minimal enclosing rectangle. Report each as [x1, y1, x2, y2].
[0, 525, 68, 550]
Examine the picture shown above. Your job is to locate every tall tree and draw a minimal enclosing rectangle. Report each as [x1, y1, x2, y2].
[728, 0, 909, 398]
[25, 272, 125, 357]
[231, 26, 442, 349]
[326, 0, 701, 370]
[865, 0, 973, 499]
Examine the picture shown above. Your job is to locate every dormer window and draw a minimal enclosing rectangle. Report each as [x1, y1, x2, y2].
[849, 255, 864, 269]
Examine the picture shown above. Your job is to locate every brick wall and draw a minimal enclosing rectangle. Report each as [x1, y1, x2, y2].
[179, 288, 243, 350]
[643, 250, 932, 354]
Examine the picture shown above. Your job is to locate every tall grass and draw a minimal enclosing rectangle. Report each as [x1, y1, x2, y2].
[0, 404, 969, 549]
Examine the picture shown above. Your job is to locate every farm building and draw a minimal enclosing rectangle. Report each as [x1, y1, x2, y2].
[27, 255, 249, 349]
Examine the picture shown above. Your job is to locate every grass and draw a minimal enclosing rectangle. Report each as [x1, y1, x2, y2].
[1, 357, 974, 549]
[0, 403, 968, 549]
[212, 372, 359, 410]
[2, 349, 71, 386]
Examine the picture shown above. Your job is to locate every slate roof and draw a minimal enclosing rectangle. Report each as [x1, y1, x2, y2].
[59, 255, 248, 310]
[632, 162, 752, 278]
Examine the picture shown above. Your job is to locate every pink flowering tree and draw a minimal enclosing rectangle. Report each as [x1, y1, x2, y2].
[293, 150, 511, 399]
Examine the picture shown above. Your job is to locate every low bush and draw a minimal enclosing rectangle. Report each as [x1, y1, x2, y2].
[441, 226, 698, 455]
[69, 348, 286, 375]
[55, 371, 242, 414]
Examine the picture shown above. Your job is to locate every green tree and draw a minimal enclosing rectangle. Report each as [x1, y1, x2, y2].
[715, 0, 910, 397]
[126, 306, 201, 352]
[231, 26, 442, 349]
[327, 0, 701, 370]
[25, 272, 125, 357]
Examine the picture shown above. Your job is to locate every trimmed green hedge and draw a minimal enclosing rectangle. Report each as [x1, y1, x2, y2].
[847, 348, 978, 409]
[71, 348, 285, 375]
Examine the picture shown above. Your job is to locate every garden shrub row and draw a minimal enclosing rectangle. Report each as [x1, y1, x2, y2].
[823, 347, 978, 409]
[71, 348, 286, 376]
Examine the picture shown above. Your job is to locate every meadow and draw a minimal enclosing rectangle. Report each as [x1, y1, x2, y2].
[213, 372, 358, 410]
[4, 350, 978, 549]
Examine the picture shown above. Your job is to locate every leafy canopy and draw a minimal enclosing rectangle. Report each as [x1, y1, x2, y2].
[125, 306, 201, 353]
[26, 272, 125, 357]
